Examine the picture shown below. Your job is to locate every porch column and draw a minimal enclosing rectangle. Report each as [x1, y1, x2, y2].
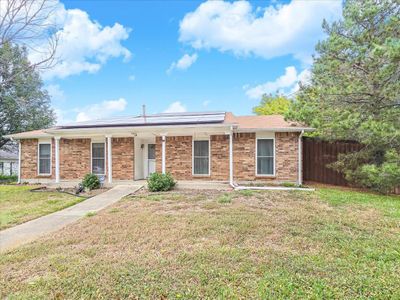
[107, 135, 112, 183]
[17, 140, 21, 184]
[229, 127, 233, 186]
[55, 137, 60, 183]
[161, 135, 166, 174]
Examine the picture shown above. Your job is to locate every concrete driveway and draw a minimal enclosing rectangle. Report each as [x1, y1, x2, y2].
[0, 184, 142, 253]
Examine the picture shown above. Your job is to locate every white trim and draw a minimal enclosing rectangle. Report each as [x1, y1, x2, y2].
[55, 137, 60, 183]
[18, 141, 21, 183]
[107, 136, 112, 183]
[235, 186, 315, 191]
[192, 137, 211, 176]
[161, 136, 166, 174]
[37, 142, 52, 176]
[255, 137, 276, 177]
[90, 140, 106, 175]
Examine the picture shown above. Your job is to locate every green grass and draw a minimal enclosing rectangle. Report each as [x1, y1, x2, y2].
[85, 212, 97, 217]
[0, 188, 399, 299]
[0, 185, 85, 230]
[317, 187, 400, 218]
[217, 193, 233, 203]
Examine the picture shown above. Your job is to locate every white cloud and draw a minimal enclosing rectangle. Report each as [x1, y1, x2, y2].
[75, 98, 128, 122]
[179, 0, 341, 63]
[46, 84, 65, 102]
[202, 100, 211, 107]
[167, 53, 198, 74]
[245, 66, 310, 99]
[29, 1, 131, 80]
[163, 101, 187, 113]
[128, 75, 136, 81]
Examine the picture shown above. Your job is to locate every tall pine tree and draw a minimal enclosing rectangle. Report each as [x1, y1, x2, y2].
[287, 0, 400, 193]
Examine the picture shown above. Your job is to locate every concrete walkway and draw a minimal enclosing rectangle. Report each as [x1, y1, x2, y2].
[0, 184, 142, 253]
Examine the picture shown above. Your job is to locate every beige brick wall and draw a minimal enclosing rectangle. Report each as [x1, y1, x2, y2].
[112, 137, 134, 180]
[155, 135, 229, 181]
[60, 138, 91, 180]
[275, 132, 299, 181]
[19, 131, 299, 183]
[233, 132, 299, 183]
[20, 139, 55, 180]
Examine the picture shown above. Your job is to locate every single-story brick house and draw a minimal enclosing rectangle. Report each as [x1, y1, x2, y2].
[6, 111, 312, 186]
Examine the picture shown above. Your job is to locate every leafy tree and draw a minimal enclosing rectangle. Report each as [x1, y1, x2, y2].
[287, 0, 400, 193]
[0, 42, 55, 148]
[253, 94, 291, 115]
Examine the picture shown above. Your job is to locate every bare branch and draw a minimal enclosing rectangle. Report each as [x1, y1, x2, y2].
[0, 0, 59, 87]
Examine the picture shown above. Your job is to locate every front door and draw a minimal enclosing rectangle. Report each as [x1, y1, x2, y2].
[147, 144, 156, 176]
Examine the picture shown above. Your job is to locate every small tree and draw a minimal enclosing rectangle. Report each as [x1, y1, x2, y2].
[253, 94, 291, 116]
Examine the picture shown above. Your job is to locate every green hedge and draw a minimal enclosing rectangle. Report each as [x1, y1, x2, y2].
[0, 174, 18, 182]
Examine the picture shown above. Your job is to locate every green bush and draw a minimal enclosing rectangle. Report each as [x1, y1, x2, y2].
[0, 174, 18, 182]
[147, 172, 176, 192]
[82, 173, 100, 190]
[344, 150, 400, 194]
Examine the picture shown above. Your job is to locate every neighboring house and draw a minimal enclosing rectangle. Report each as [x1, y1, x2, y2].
[0, 149, 18, 176]
[6, 112, 312, 185]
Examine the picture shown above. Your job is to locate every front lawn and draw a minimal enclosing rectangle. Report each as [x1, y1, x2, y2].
[0, 188, 399, 298]
[0, 185, 85, 230]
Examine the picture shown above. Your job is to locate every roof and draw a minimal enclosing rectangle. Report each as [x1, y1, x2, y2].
[224, 113, 310, 130]
[0, 149, 18, 160]
[5, 111, 313, 139]
[57, 111, 226, 129]
[5, 129, 52, 139]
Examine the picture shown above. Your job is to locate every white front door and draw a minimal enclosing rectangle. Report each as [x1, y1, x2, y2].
[147, 144, 156, 176]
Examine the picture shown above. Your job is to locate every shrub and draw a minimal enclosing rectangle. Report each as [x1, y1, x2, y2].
[147, 172, 176, 192]
[82, 173, 100, 190]
[343, 150, 400, 194]
[0, 174, 18, 182]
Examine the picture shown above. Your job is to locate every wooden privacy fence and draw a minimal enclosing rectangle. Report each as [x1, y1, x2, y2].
[302, 137, 363, 186]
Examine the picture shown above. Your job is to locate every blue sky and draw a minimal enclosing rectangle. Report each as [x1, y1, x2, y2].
[40, 0, 342, 124]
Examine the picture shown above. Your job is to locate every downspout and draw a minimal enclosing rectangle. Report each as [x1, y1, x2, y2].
[298, 130, 305, 186]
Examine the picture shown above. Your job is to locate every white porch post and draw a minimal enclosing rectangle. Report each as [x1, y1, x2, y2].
[161, 135, 166, 174]
[107, 135, 112, 184]
[229, 127, 234, 186]
[55, 137, 60, 183]
[17, 140, 21, 184]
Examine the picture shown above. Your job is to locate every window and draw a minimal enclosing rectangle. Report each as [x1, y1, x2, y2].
[193, 140, 209, 175]
[0, 162, 3, 175]
[9, 162, 13, 175]
[92, 142, 105, 175]
[148, 144, 155, 160]
[257, 139, 274, 175]
[38, 143, 51, 175]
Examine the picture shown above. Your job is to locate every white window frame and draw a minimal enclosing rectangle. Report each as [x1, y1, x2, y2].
[37, 142, 52, 176]
[91, 141, 106, 175]
[192, 138, 211, 176]
[255, 138, 275, 177]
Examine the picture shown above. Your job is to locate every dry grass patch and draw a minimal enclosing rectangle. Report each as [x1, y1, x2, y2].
[0, 188, 399, 299]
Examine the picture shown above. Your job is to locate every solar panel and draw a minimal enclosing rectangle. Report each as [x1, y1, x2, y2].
[58, 111, 226, 129]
